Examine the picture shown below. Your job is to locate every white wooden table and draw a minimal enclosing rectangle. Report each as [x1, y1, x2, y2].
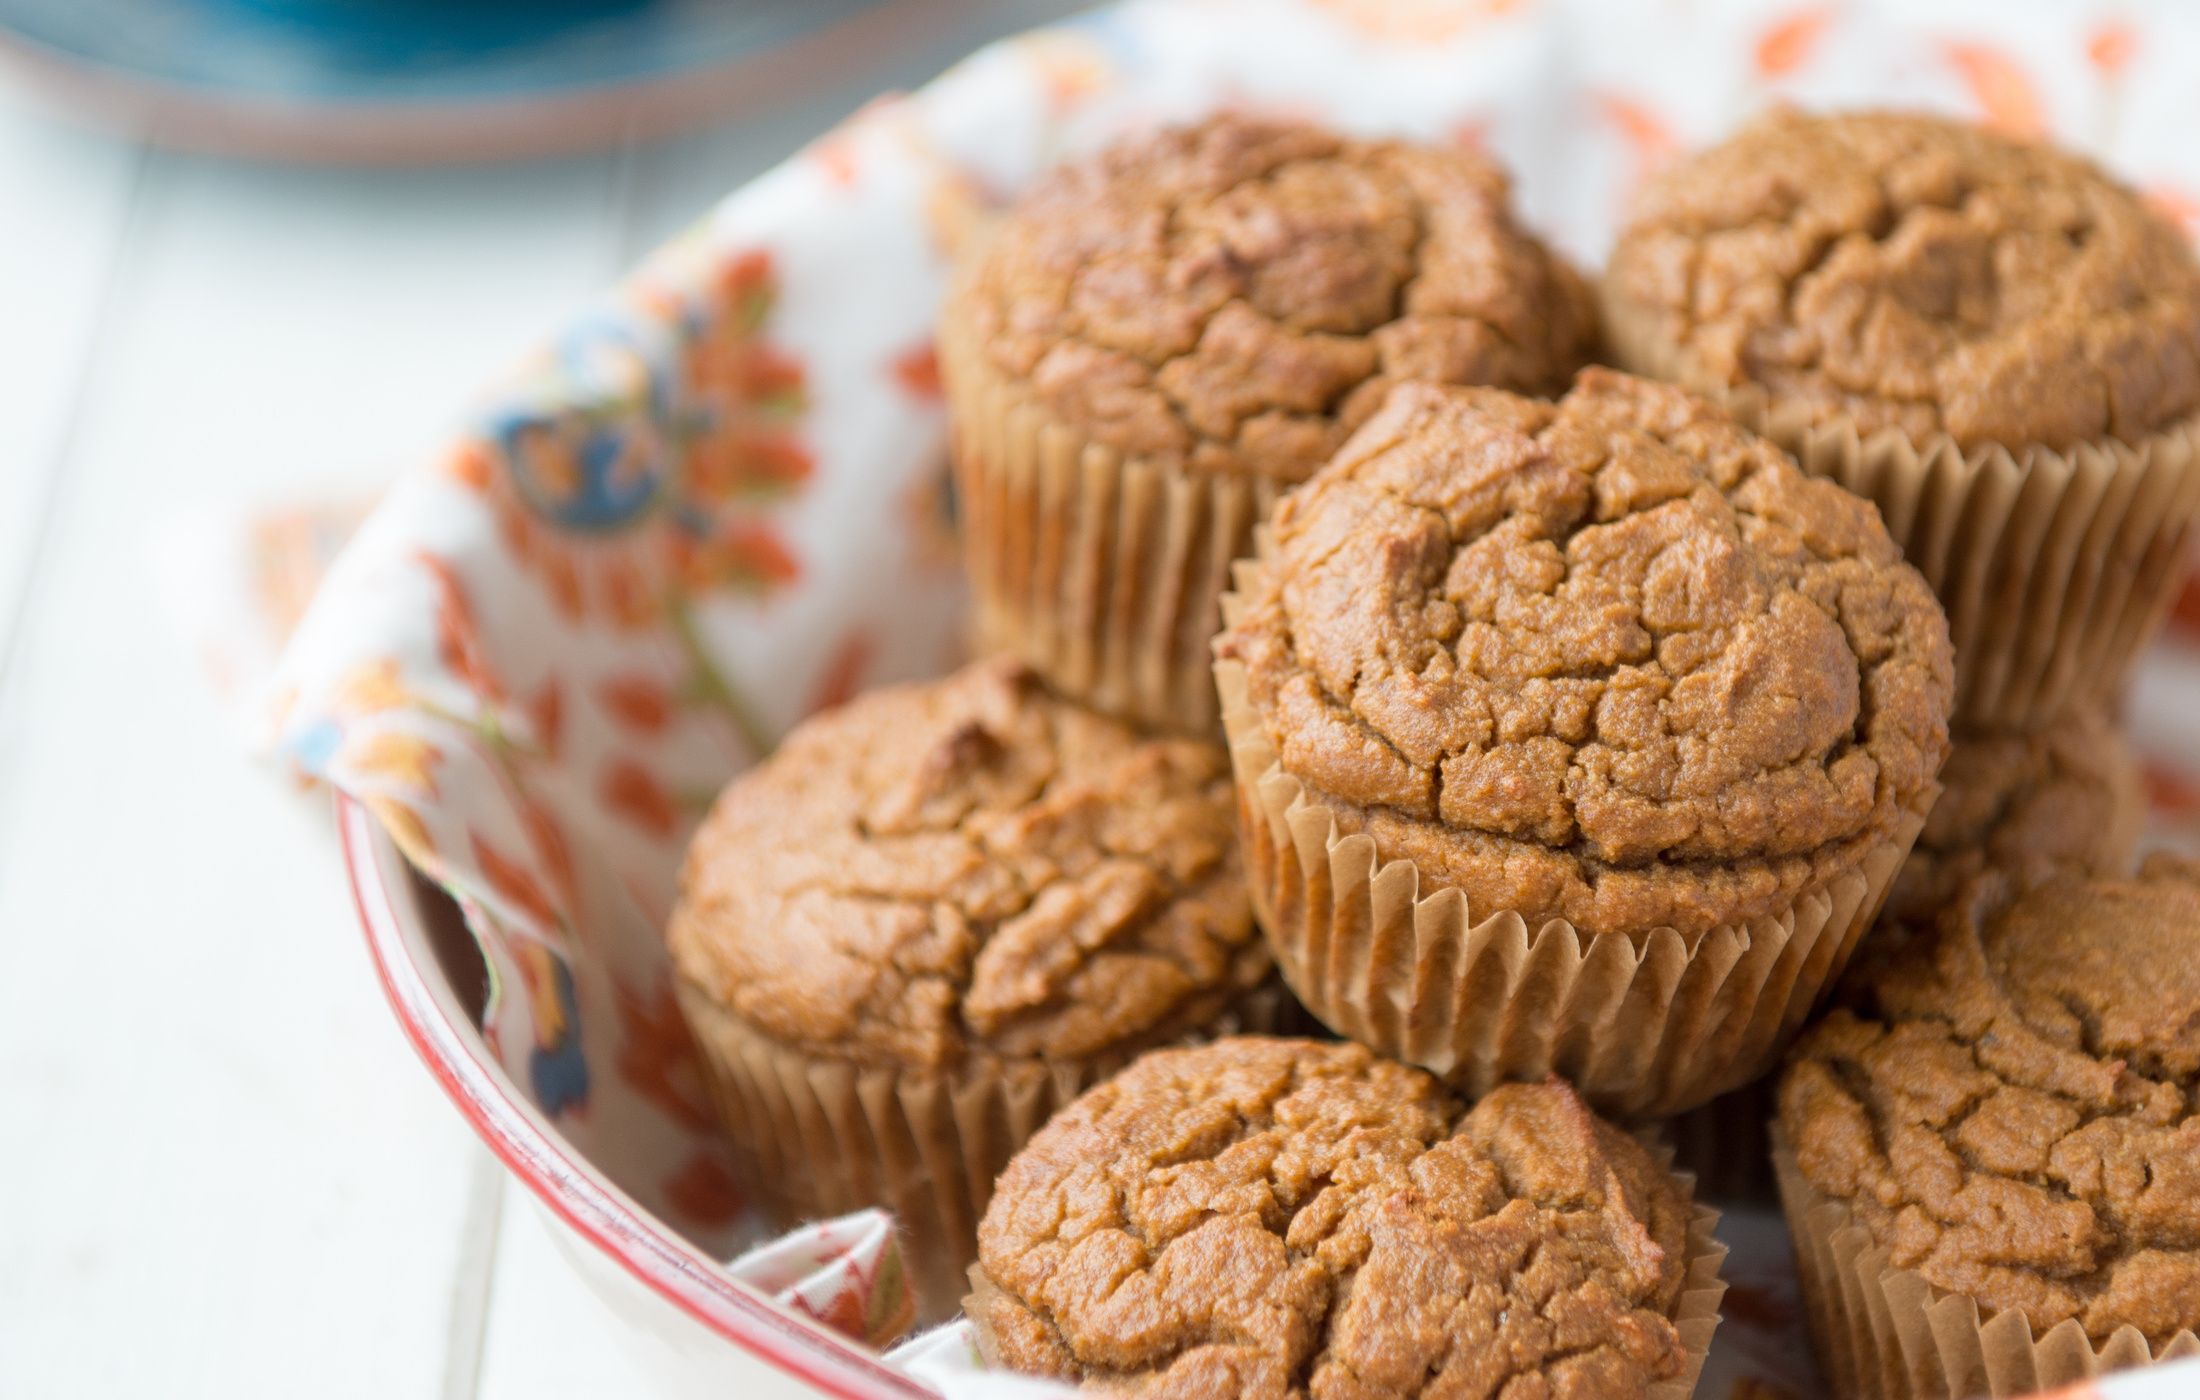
[0, 9, 1074, 1394]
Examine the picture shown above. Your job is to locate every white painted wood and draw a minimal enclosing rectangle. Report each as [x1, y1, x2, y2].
[0, 143, 626, 1399]
[478, 1190, 843, 1400]
[0, 93, 139, 670]
[475, 1197, 704, 1399]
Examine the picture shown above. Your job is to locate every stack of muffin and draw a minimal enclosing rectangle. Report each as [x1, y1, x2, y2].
[665, 111, 2200, 1398]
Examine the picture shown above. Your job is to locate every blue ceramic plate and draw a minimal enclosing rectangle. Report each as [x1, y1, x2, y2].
[0, 0, 906, 159]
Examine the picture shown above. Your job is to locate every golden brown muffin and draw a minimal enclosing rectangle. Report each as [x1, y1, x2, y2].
[1604, 109, 2200, 452]
[971, 1037, 1725, 1399]
[1215, 370, 1951, 1114]
[961, 113, 1595, 482]
[1778, 858, 2200, 1385]
[943, 113, 1597, 731]
[1884, 706, 2144, 926]
[1221, 368, 1952, 939]
[667, 658, 1284, 1317]
[1603, 109, 2200, 731]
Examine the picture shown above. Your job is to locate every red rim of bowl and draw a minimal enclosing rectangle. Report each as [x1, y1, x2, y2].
[336, 791, 932, 1399]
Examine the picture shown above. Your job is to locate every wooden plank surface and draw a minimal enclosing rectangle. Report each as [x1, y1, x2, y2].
[0, 137, 626, 1399]
[0, 89, 140, 673]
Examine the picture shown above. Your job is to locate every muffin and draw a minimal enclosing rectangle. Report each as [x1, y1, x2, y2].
[1884, 704, 2144, 926]
[667, 659, 1285, 1317]
[942, 112, 1597, 732]
[1604, 109, 2200, 728]
[970, 1037, 1727, 1399]
[1214, 369, 1953, 1115]
[1775, 858, 2200, 1398]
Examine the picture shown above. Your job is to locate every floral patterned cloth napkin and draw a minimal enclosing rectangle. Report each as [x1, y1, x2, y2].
[166, 1, 2200, 1394]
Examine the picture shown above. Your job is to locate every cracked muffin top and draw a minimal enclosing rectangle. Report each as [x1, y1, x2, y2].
[1780, 856, 2200, 1346]
[1218, 369, 1953, 938]
[974, 1037, 1698, 1399]
[953, 112, 1597, 482]
[666, 659, 1268, 1068]
[1603, 109, 2200, 452]
[1884, 706, 2143, 926]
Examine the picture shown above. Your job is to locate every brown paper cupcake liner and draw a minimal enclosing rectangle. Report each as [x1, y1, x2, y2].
[1604, 307, 2200, 731]
[941, 308, 1278, 734]
[967, 1150, 1731, 1399]
[1772, 1134, 2200, 1399]
[1215, 562, 1929, 1117]
[675, 979, 1298, 1323]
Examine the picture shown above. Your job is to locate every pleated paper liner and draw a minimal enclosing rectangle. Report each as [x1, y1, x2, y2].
[674, 979, 1300, 1323]
[1214, 557, 1930, 1118]
[966, 1147, 1731, 1399]
[939, 306, 1279, 735]
[1772, 1134, 2200, 1399]
[1601, 306, 2200, 731]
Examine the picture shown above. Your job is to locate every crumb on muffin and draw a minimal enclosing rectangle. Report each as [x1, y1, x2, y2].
[1218, 367, 1953, 937]
[958, 112, 1597, 481]
[1604, 108, 2200, 450]
[1780, 856, 2200, 1347]
[667, 659, 1268, 1067]
[975, 1037, 1698, 1398]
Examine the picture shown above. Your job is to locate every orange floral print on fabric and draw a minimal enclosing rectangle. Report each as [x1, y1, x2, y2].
[601, 758, 681, 839]
[599, 672, 675, 733]
[613, 978, 719, 1133]
[436, 246, 813, 648]
[334, 659, 412, 717]
[889, 343, 942, 400]
[523, 676, 563, 758]
[806, 630, 875, 715]
[364, 795, 434, 863]
[2087, 21, 2136, 77]
[1018, 32, 1112, 110]
[1754, 6, 1831, 77]
[344, 729, 443, 796]
[2164, 563, 2200, 641]
[670, 521, 800, 595]
[1597, 92, 1679, 194]
[1943, 42, 2045, 138]
[517, 795, 578, 912]
[1309, 0, 1520, 43]
[807, 132, 863, 187]
[418, 551, 504, 705]
[663, 1151, 747, 1229]
[2144, 760, 2200, 820]
[471, 829, 561, 930]
[688, 429, 812, 504]
[2147, 186, 2200, 241]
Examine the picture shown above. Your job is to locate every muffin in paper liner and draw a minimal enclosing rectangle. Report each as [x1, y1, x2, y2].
[1596, 107, 2200, 733]
[1772, 1135, 2200, 1400]
[942, 306, 1277, 734]
[676, 978, 1301, 1324]
[1213, 627, 1931, 1119]
[1604, 303, 2200, 731]
[938, 114, 1597, 734]
[965, 1133, 1730, 1399]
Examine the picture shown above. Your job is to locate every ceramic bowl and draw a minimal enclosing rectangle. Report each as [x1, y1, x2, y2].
[339, 795, 924, 1399]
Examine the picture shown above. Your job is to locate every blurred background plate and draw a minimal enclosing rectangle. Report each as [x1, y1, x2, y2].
[0, 0, 945, 161]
